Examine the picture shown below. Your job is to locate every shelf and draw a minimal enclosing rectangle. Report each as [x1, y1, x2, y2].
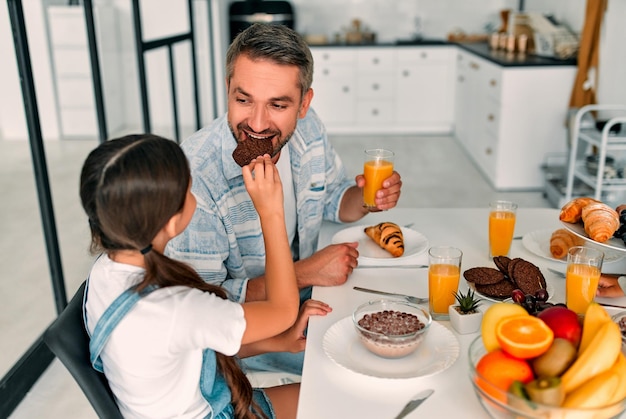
[578, 128, 626, 149]
[574, 163, 626, 189]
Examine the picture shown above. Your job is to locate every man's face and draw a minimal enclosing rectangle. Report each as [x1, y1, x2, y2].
[227, 54, 313, 164]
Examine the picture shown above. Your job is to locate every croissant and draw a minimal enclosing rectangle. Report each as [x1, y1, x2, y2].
[559, 197, 601, 223]
[581, 202, 620, 243]
[550, 229, 585, 259]
[364, 222, 404, 257]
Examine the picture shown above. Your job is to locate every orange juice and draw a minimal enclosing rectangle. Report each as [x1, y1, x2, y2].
[429, 264, 461, 315]
[489, 210, 516, 256]
[566, 263, 601, 314]
[363, 160, 394, 207]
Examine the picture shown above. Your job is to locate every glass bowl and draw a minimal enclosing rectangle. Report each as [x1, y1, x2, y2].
[468, 336, 626, 418]
[611, 311, 626, 353]
[352, 299, 431, 358]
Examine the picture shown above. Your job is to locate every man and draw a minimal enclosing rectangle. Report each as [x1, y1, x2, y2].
[167, 23, 402, 374]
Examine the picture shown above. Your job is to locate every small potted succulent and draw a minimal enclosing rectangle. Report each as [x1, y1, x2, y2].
[449, 288, 483, 334]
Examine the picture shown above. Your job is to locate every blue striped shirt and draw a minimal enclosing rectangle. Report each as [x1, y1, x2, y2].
[166, 109, 354, 302]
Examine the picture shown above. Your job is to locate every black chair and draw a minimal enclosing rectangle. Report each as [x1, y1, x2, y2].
[43, 281, 123, 418]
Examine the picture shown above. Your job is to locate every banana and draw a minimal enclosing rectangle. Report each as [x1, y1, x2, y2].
[561, 321, 621, 394]
[578, 302, 612, 355]
[608, 353, 626, 405]
[562, 369, 620, 408]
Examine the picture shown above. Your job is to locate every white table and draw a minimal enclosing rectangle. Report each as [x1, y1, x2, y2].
[296, 208, 626, 419]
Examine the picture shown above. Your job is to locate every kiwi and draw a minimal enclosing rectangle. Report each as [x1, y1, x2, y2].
[525, 377, 565, 406]
[508, 381, 537, 412]
[531, 338, 577, 378]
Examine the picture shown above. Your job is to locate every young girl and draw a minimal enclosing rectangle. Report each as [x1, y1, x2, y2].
[79, 134, 330, 418]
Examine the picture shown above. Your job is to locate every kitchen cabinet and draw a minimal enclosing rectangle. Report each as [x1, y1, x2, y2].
[454, 49, 576, 190]
[310, 45, 455, 134]
[395, 47, 454, 130]
[47, 5, 122, 138]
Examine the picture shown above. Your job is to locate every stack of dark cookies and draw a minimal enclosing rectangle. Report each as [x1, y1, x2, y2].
[463, 256, 547, 300]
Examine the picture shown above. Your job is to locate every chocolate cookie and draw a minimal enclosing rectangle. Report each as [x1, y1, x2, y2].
[493, 256, 511, 275]
[463, 267, 505, 285]
[232, 140, 273, 167]
[510, 259, 547, 296]
[475, 279, 516, 299]
[507, 257, 522, 280]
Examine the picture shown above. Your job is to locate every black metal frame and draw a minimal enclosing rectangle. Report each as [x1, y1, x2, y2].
[1, 0, 65, 416]
[83, 0, 108, 143]
[131, 0, 201, 142]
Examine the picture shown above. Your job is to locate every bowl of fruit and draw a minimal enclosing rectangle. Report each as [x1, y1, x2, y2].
[352, 299, 431, 358]
[469, 302, 626, 418]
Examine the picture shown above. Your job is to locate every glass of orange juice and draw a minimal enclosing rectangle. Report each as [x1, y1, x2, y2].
[488, 200, 518, 257]
[363, 149, 394, 209]
[428, 246, 463, 320]
[566, 246, 604, 315]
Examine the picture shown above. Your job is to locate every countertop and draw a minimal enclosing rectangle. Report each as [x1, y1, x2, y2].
[308, 39, 577, 68]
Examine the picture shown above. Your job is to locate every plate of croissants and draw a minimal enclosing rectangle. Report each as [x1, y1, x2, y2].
[331, 221, 428, 264]
[522, 229, 624, 263]
[558, 197, 626, 254]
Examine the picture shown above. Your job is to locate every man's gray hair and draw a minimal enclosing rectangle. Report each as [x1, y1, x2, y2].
[226, 23, 314, 99]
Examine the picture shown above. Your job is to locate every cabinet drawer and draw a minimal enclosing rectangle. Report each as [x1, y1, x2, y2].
[357, 49, 395, 74]
[357, 75, 394, 99]
[397, 47, 452, 63]
[315, 64, 355, 81]
[311, 48, 356, 65]
[53, 49, 91, 76]
[356, 100, 393, 123]
[56, 78, 95, 107]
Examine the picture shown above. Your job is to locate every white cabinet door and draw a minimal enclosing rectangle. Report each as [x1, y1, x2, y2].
[310, 48, 356, 126]
[395, 47, 454, 128]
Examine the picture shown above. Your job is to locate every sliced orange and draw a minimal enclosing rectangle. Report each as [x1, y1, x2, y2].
[475, 349, 534, 403]
[496, 315, 554, 359]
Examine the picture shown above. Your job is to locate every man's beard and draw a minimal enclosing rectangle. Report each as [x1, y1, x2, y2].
[228, 122, 294, 158]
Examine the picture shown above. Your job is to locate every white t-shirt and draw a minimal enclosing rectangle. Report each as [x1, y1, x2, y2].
[85, 255, 246, 419]
[276, 146, 297, 252]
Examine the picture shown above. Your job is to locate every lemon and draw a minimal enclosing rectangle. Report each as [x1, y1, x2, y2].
[482, 302, 528, 352]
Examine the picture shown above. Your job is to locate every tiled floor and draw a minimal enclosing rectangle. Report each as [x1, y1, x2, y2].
[3, 133, 551, 418]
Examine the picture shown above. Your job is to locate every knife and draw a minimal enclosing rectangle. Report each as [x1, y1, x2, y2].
[356, 264, 428, 269]
[353, 286, 428, 304]
[394, 389, 434, 419]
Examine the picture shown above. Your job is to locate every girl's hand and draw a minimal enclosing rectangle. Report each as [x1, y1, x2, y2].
[277, 299, 332, 353]
[242, 154, 284, 217]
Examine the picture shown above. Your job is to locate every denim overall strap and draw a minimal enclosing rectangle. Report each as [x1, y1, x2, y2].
[87, 283, 158, 373]
[199, 349, 234, 418]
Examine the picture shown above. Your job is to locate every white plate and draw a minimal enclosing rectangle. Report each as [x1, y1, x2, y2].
[468, 281, 555, 303]
[322, 316, 459, 379]
[561, 221, 626, 254]
[331, 225, 428, 265]
[523, 229, 624, 263]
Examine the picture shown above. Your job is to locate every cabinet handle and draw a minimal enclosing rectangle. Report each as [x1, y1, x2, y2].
[470, 62, 479, 70]
[421, 52, 427, 59]
[342, 86, 350, 93]
[323, 69, 329, 76]
[403, 70, 410, 77]
[458, 75, 464, 82]
[373, 57, 380, 65]
[487, 114, 495, 122]
[372, 83, 379, 90]
[372, 108, 379, 116]
[323, 53, 329, 60]
[490, 79, 497, 87]
[485, 147, 492, 155]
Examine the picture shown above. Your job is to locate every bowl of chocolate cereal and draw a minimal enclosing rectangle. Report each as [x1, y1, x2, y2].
[352, 299, 431, 358]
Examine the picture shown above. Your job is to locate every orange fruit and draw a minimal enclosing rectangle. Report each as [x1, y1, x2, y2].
[496, 315, 554, 359]
[475, 349, 534, 403]
[481, 303, 529, 351]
